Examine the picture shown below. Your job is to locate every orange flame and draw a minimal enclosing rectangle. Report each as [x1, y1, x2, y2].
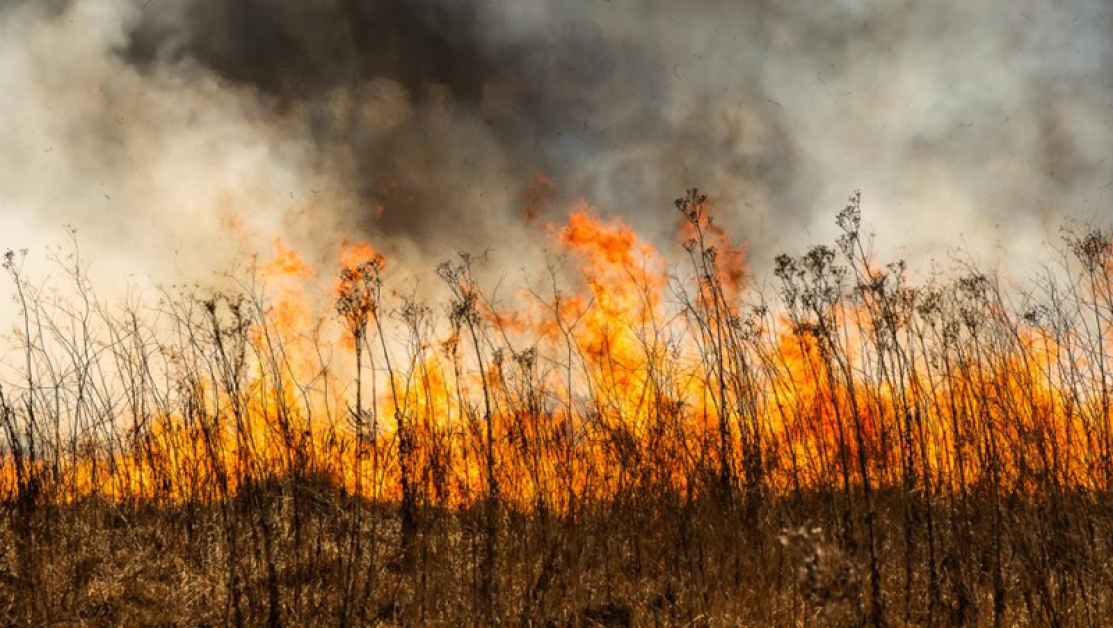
[3, 194, 1112, 512]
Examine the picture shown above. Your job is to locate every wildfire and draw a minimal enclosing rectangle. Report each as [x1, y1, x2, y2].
[1, 191, 1111, 512]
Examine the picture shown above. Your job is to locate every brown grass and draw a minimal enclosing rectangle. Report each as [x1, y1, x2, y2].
[1, 191, 1111, 626]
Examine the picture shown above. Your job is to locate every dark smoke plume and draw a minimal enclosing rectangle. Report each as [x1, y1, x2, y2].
[111, 0, 812, 250]
[0, 0, 1109, 290]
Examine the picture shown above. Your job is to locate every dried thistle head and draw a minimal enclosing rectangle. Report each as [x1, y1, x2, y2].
[675, 187, 709, 225]
[437, 258, 481, 327]
[1065, 227, 1111, 274]
[514, 347, 537, 371]
[336, 256, 384, 336]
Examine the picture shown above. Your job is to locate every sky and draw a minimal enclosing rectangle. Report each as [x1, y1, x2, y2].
[0, 0, 1110, 310]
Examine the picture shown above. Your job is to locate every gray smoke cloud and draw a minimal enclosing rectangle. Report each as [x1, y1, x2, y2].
[0, 0, 1110, 304]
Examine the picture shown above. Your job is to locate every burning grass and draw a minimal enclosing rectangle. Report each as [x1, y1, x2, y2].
[1, 190, 1112, 626]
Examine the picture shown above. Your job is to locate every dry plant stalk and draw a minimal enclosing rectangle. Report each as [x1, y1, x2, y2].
[0, 191, 1111, 626]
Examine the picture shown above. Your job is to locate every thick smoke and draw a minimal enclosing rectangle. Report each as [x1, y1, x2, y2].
[0, 0, 1110, 298]
[108, 0, 823, 252]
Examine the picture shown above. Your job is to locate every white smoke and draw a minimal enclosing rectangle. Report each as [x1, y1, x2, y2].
[0, 0, 1109, 337]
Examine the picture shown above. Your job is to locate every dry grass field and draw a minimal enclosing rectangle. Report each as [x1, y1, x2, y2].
[2, 191, 1111, 626]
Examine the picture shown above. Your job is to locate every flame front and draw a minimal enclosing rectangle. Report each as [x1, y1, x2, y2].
[2, 193, 1112, 513]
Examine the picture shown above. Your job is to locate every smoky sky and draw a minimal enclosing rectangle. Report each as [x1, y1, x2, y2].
[0, 0, 1110, 290]
[106, 0, 808, 247]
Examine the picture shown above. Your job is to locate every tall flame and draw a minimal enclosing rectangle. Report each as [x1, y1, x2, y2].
[2, 194, 1111, 512]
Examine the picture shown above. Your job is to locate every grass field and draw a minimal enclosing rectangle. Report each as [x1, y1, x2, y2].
[2, 190, 1111, 626]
